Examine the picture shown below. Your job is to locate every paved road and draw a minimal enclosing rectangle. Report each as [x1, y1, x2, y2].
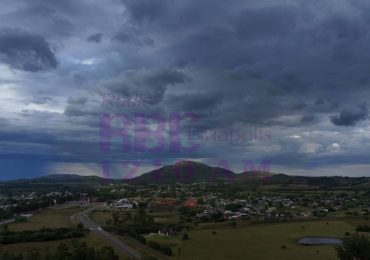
[74, 207, 141, 259]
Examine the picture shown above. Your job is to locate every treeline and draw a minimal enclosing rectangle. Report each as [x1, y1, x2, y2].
[336, 233, 370, 259]
[0, 209, 13, 222]
[0, 224, 89, 244]
[147, 240, 172, 256]
[105, 209, 174, 256]
[0, 239, 119, 260]
[13, 196, 73, 214]
[109, 208, 160, 234]
[356, 224, 370, 232]
[104, 225, 173, 256]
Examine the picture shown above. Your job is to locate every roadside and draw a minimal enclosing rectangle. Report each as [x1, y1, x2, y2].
[73, 205, 141, 259]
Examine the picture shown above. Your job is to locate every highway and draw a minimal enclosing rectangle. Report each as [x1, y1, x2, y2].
[73, 207, 141, 259]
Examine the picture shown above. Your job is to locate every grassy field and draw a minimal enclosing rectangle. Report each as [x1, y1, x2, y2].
[91, 208, 181, 226]
[9, 206, 83, 231]
[90, 209, 113, 227]
[2, 205, 130, 259]
[147, 220, 355, 260]
[4, 205, 365, 260]
[150, 211, 180, 225]
[0, 232, 129, 259]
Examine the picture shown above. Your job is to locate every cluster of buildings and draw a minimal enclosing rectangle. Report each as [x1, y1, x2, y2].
[191, 192, 370, 222]
[129, 183, 370, 223]
[105, 197, 147, 209]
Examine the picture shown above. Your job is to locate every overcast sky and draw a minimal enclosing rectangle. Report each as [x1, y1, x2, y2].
[0, 0, 369, 179]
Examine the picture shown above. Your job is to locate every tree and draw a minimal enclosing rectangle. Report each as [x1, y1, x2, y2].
[25, 249, 40, 260]
[77, 223, 84, 229]
[125, 212, 132, 222]
[70, 246, 96, 260]
[96, 246, 119, 260]
[55, 242, 70, 260]
[0, 250, 23, 260]
[182, 233, 189, 240]
[112, 212, 120, 225]
[336, 233, 370, 260]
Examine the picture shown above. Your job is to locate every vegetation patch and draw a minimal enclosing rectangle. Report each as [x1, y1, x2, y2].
[0, 224, 89, 244]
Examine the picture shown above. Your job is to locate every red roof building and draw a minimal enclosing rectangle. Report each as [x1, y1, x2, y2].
[153, 198, 177, 207]
[183, 198, 198, 208]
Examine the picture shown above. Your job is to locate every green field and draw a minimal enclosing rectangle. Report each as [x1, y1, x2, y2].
[3, 205, 366, 260]
[9, 207, 83, 231]
[148, 220, 355, 260]
[0, 232, 129, 259]
[8, 206, 83, 231]
[90, 209, 113, 227]
[1, 205, 129, 259]
[150, 212, 180, 225]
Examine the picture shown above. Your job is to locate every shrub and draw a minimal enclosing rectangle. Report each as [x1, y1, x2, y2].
[77, 223, 84, 229]
[336, 233, 370, 260]
[182, 233, 189, 240]
[147, 241, 172, 256]
[356, 225, 370, 232]
[0, 227, 90, 244]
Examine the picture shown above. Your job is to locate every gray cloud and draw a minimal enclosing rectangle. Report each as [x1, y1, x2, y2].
[103, 68, 188, 105]
[300, 115, 316, 124]
[87, 33, 103, 43]
[113, 30, 154, 47]
[330, 104, 369, 126]
[0, 28, 58, 72]
[121, 0, 169, 24]
[235, 5, 298, 40]
[26, 96, 55, 105]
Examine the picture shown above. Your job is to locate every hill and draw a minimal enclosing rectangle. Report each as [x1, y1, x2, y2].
[128, 161, 236, 184]
[34, 174, 106, 183]
[1, 162, 369, 188]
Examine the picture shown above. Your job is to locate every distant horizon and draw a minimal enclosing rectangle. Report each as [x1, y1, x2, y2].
[1, 160, 369, 181]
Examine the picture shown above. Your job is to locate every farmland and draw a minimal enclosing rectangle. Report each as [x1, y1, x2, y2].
[148, 220, 355, 260]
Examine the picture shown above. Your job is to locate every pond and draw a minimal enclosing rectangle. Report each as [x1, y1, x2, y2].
[297, 237, 343, 245]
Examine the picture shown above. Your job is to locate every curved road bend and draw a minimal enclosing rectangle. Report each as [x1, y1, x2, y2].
[73, 207, 141, 259]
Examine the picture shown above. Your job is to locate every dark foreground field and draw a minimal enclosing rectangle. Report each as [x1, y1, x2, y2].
[148, 220, 357, 260]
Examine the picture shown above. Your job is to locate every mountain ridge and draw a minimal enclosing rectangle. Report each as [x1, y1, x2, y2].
[1, 161, 369, 186]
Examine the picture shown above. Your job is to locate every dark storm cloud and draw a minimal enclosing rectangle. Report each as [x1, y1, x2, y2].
[20, 0, 80, 15]
[330, 104, 369, 126]
[113, 30, 154, 46]
[0, 28, 57, 72]
[121, 0, 169, 24]
[67, 97, 88, 106]
[26, 96, 55, 105]
[166, 92, 222, 112]
[64, 68, 188, 118]
[2, 0, 78, 38]
[235, 5, 297, 40]
[300, 115, 316, 124]
[126, 0, 370, 129]
[64, 97, 99, 117]
[104, 68, 188, 105]
[87, 33, 103, 43]
[1, 0, 370, 177]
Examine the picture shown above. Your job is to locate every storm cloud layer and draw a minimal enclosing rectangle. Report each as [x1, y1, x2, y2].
[0, 0, 370, 179]
[0, 29, 57, 72]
